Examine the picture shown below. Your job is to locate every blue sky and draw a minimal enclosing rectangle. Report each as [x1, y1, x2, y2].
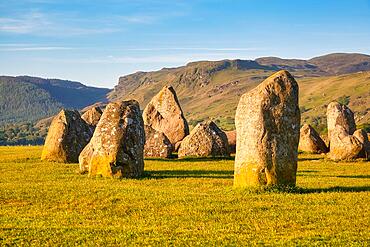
[1, 0, 370, 88]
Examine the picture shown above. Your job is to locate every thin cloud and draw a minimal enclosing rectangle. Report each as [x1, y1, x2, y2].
[125, 47, 266, 52]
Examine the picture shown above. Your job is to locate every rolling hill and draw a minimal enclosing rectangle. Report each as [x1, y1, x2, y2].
[0, 76, 110, 124]
[108, 53, 370, 131]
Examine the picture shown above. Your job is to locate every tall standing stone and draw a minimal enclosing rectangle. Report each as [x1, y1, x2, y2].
[79, 100, 145, 178]
[327, 102, 356, 140]
[298, 124, 328, 153]
[41, 109, 93, 163]
[234, 70, 300, 187]
[142, 86, 189, 146]
[178, 121, 229, 158]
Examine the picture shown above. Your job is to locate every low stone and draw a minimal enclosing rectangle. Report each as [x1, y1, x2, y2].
[298, 124, 328, 153]
[144, 125, 173, 158]
[327, 128, 363, 161]
[353, 129, 370, 159]
[178, 121, 229, 158]
[41, 109, 92, 163]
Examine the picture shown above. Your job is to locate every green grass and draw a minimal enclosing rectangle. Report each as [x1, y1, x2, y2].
[0, 146, 369, 246]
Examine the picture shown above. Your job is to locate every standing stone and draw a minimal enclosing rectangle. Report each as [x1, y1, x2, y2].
[234, 70, 300, 187]
[298, 124, 328, 153]
[178, 121, 229, 158]
[41, 110, 92, 163]
[81, 106, 103, 128]
[326, 102, 364, 160]
[327, 102, 356, 140]
[79, 100, 145, 178]
[144, 125, 173, 158]
[225, 130, 237, 153]
[142, 86, 189, 146]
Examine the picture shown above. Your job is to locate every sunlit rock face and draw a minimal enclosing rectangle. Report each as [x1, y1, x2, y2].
[79, 100, 145, 178]
[298, 124, 328, 154]
[142, 86, 189, 146]
[41, 109, 92, 163]
[234, 70, 300, 188]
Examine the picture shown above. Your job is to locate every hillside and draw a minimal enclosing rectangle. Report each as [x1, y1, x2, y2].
[0, 76, 110, 124]
[109, 53, 370, 131]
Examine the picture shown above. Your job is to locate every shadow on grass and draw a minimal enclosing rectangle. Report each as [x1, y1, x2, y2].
[300, 186, 370, 193]
[143, 170, 233, 179]
[336, 175, 370, 179]
[144, 156, 235, 162]
[298, 157, 323, 161]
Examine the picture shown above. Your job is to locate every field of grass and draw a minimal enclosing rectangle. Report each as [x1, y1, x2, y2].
[0, 146, 369, 246]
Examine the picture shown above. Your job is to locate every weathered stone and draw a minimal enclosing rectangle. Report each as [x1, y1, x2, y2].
[298, 124, 328, 153]
[327, 102, 356, 140]
[225, 130, 236, 153]
[142, 86, 189, 145]
[144, 125, 173, 158]
[234, 70, 300, 187]
[79, 100, 145, 178]
[353, 129, 369, 159]
[327, 128, 363, 160]
[41, 109, 92, 163]
[178, 121, 229, 158]
[81, 106, 103, 128]
[326, 102, 364, 160]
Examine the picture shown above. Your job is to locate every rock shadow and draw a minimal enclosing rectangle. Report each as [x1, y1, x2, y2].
[143, 169, 234, 179]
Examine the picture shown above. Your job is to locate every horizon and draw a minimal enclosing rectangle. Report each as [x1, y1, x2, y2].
[1, 0, 370, 87]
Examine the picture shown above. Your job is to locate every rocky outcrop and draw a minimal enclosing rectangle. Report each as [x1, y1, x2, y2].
[79, 100, 145, 178]
[225, 130, 236, 153]
[144, 125, 173, 158]
[178, 121, 229, 158]
[298, 124, 328, 153]
[234, 70, 300, 187]
[81, 106, 103, 128]
[41, 109, 92, 163]
[142, 86, 189, 145]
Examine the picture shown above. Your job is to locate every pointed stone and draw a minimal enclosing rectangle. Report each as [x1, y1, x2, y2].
[142, 86, 189, 146]
[234, 70, 300, 187]
[225, 130, 237, 153]
[41, 109, 92, 163]
[79, 100, 145, 178]
[178, 121, 229, 158]
[298, 124, 328, 153]
[81, 106, 103, 128]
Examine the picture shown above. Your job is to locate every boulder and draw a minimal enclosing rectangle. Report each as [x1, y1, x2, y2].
[353, 129, 369, 159]
[79, 100, 145, 178]
[142, 86, 189, 145]
[298, 124, 328, 153]
[225, 130, 236, 153]
[144, 125, 173, 158]
[41, 109, 93, 163]
[178, 121, 229, 158]
[234, 70, 300, 187]
[326, 102, 364, 160]
[81, 106, 103, 128]
[327, 128, 363, 160]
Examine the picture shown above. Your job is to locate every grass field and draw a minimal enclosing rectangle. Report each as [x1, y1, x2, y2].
[0, 146, 369, 246]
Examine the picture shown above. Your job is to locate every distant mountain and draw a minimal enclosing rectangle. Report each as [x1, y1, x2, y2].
[0, 76, 110, 124]
[109, 53, 370, 131]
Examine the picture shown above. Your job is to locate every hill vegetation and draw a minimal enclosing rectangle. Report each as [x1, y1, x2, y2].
[0, 76, 110, 124]
[109, 53, 370, 131]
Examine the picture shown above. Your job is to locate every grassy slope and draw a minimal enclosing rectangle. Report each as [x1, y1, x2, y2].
[0, 146, 369, 245]
[110, 68, 370, 131]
